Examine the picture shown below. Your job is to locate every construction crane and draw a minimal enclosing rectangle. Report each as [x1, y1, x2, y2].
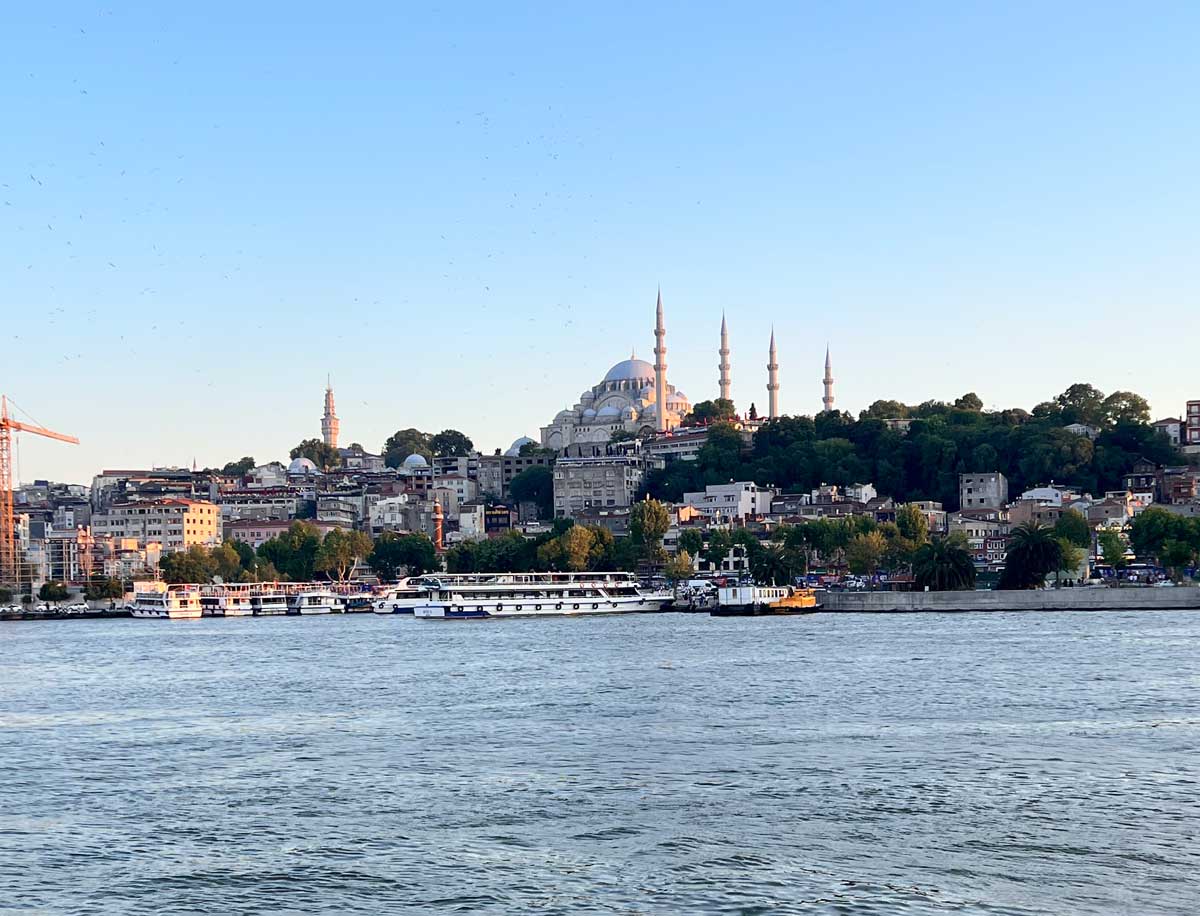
[1, 396, 79, 587]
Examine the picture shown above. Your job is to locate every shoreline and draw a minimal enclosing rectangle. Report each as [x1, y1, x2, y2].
[818, 587, 1200, 613]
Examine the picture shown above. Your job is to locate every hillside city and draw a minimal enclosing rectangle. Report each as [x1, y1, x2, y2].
[7, 361, 1200, 604]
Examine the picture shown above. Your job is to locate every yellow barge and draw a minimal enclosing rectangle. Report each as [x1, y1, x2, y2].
[712, 586, 820, 616]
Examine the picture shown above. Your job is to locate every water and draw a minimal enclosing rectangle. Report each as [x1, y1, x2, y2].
[1, 611, 1196, 915]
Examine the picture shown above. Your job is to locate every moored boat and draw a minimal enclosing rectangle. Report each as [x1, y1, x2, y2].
[413, 572, 673, 620]
[129, 583, 203, 619]
[372, 578, 432, 614]
[287, 588, 340, 615]
[712, 585, 819, 616]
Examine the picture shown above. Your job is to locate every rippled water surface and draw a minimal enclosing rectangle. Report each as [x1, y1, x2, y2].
[1, 611, 1197, 914]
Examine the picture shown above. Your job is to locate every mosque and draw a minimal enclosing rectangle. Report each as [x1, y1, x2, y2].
[539, 290, 833, 450]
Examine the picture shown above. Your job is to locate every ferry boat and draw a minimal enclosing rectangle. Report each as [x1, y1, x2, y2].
[250, 589, 289, 615]
[712, 585, 819, 616]
[129, 583, 203, 619]
[372, 578, 432, 614]
[199, 584, 255, 617]
[287, 588, 341, 615]
[412, 572, 673, 620]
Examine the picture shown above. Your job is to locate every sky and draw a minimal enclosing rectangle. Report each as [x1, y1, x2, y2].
[3, 2, 1198, 484]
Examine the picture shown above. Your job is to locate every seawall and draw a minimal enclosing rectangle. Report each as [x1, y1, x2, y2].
[819, 588, 1200, 613]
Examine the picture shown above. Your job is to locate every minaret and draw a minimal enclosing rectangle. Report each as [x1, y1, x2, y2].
[718, 313, 731, 402]
[823, 345, 835, 413]
[654, 288, 668, 432]
[767, 328, 780, 419]
[321, 376, 340, 449]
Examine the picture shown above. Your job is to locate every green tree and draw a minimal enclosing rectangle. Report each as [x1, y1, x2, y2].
[0, 587, 12, 604]
[84, 577, 125, 600]
[211, 542, 244, 583]
[663, 549, 695, 582]
[1098, 529, 1128, 572]
[752, 542, 796, 586]
[509, 465, 554, 519]
[370, 532, 438, 580]
[629, 497, 670, 559]
[290, 438, 340, 471]
[315, 529, 373, 581]
[519, 440, 559, 455]
[1160, 538, 1198, 581]
[430, 429, 474, 457]
[38, 581, 70, 603]
[382, 428, 432, 468]
[1053, 509, 1091, 549]
[608, 429, 638, 443]
[559, 525, 599, 572]
[219, 456, 256, 476]
[257, 521, 322, 581]
[677, 528, 704, 557]
[999, 522, 1063, 589]
[895, 504, 930, 545]
[954, 392, 983, 411]
[1054, 538, 1086, 586]
[912, 537, 977, 591]
[1055, 383, 1106, 427]
[1100, 391, 1150, 427]
[702, 528, 733, 569]
[845, 531, 886, 579]
[686, 398, 737, 425]
[696, 422, 744, 479]
[160, 545, 218, 583]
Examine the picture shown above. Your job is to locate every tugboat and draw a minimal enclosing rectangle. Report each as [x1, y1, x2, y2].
[712, 585, 819, 616]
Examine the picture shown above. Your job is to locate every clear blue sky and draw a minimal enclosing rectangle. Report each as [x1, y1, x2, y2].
[4, 2, 1198, 484]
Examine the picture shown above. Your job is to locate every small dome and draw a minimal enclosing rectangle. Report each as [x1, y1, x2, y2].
[603, 358, 655, 383]
[581, 408, 597, 420]
[596, 404, 621, 418]
[504, 436, 537, 457]
[288, 457, 318, 474]
[402, 453, 429, 468]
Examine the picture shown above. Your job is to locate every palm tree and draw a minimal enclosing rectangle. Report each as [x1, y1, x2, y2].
[754, 543, 796, 586]
[999, 522, 1063, 590]
[912, 537, 977, 591]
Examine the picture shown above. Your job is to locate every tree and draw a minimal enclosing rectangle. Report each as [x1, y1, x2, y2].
[290, 438, 340, 471]
[1101, 391, 1150, 427]
[370, 532, 438, 580]
[219, 456, 256, 476]
[845, 531, 886, 579]
[1160, 539, 1197, 581]
[509, 466, 554, 519]
[1098, 529, 1128, 571]
[702, 528, 733, 569]
[752, 542, 796, 585]
[663, 550, 695, 582]
[558, 525, 598, 572]
[84, 577, 124, 600]
[38, 581, 70, 603]
[315, 529, 373, 581]
[677, 528, 704, 557]
[519, 440, 558, 455]
[160, 545, 218, 583]
[1053, 509, 1091, 549]
[999, 522, 1063, 589]
[0, 587, 12, 604]
[895, 504, 930, 545]
[1056, 383, 1106, 427]
[747, 402, 758, 420]
[696, 422, 744, 479]
[686, 399, 737, 425]
[258, 521, 322, 581]
[954, 392, 983, 412]
[382, 428, 432, 468]
[211, 542, 244, 583]
[1055, 538, 1086, 587]
[430, 429, 474, 457]
[629, 497, 670, 559]
[912, 537, 977, 591]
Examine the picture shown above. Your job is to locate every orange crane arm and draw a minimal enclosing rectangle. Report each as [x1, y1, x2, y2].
[2, 419, 80, 445]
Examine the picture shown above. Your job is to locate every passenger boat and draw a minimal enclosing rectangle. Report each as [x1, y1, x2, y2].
[200, 584, 255, 617]
[129, 583, 203, 619]
[287, 588, 341, 615]
[372, 578, 432, 614]
[250, 589, 289, 615]
[712, 585, 819, 616]
[413, 572, 673, 620]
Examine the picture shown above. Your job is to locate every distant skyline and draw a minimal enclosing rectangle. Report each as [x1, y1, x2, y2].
[4, 2, 1198, 483]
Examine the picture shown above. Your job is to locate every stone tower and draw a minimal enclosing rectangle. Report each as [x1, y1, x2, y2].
[718, 313, 731, 402]
[654, 288, 668, 432]
[823, 345, 835, 413]
[321, 376, 340, 449]
[767, 328, 780, 419]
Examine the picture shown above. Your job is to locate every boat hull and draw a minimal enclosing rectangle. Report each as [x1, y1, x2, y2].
[130, 608, 203, 620]
[415, 595, 673, 620]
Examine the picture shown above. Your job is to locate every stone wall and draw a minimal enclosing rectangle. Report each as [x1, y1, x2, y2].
[819, 588, 1200, 613]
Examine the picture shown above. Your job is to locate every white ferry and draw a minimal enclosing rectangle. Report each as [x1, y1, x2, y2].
[287, 588, 342, 615]
[372, 578, 433, 614]
[130, 583, 203, 619]
[413, 572, 673, 620]
[250, 589, 289, 616]
[199, 584, 255, 617]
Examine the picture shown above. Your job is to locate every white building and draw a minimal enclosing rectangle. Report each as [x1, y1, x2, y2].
[681, 482, 776, 522]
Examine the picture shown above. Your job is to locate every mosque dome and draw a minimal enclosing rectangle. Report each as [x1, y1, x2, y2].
[504, 436, 537, 457]
[288, 456, 318, 475]
[596, 404, 621, 418]
[581, 408, 597, 420]
[603, 357, 655, 383]
[402, 453, 429, 469]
